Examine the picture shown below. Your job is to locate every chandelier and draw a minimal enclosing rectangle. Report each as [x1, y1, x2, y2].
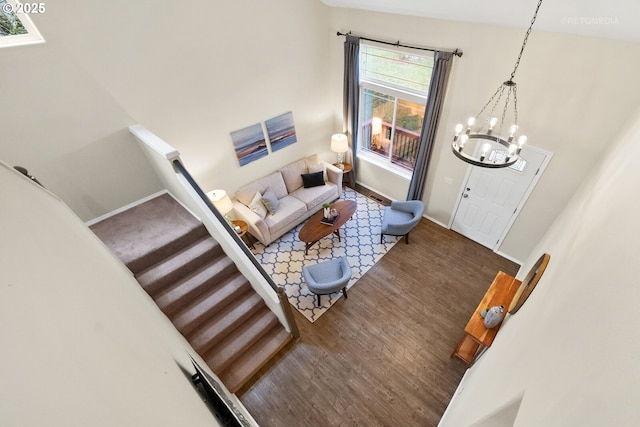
[452, 0, 543, 168]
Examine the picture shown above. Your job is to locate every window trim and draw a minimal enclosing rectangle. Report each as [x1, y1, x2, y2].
[358, 150, 413, 181]
[0, 0, 45, 49]
[357, 43, 432, 176]
[360, 80, 427, 106]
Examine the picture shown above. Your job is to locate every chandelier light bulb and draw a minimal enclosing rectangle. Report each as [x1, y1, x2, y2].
[458, 134, 469, 152]
[480, 142, 491, 161]
[454, 123, 464, 141]
[517, 135, 527, 147]
[467, 117, 476, 127]
[505, 143, 517, 162]
[489, 117, 498, 129]
[507, 124, 518, 142]
[517, 135, 527, 154]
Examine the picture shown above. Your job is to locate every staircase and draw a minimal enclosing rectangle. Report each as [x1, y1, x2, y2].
[90, 193, 292, 393]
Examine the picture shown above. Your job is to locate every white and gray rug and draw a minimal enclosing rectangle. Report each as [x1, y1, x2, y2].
[251, 188, 400, 322]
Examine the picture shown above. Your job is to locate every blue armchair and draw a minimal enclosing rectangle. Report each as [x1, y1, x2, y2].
[302, 256, 352, 306]
[381, 200, 425, 244]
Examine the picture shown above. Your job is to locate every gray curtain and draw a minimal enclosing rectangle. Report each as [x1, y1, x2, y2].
[406, 51, 454, 200]
[343, 34, 360, 188]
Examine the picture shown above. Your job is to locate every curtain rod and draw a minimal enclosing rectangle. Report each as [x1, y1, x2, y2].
[336, 31, 463, 57]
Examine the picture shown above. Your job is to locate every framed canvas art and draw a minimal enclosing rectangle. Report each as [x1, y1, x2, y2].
[265, 111, 297, 152]
[230, 123, 268, 166]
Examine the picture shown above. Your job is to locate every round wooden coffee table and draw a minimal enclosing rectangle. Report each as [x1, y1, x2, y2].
[298, 200, 357, 255]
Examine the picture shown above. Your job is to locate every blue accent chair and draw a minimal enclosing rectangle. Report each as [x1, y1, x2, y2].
[302, 256, 352, 306]
[380, 200, 425, 244]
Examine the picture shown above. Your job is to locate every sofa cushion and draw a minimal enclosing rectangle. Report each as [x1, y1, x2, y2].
[301, 171, 325, 188]
[248, 191, 267, 219]
[261, 187, 280, 214]
[290, 182, 338, 210]
[264, 195, 307, 236]
[279, 159, 307, 193]
[235, 171, 288, 206]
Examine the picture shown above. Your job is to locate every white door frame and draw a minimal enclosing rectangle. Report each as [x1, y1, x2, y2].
[447, 144, 554, 253]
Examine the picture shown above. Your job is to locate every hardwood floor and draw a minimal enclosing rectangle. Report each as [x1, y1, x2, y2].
[239, 218, 519, 427]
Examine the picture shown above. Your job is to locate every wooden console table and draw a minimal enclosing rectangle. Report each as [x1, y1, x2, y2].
[451, 271, 521, 367]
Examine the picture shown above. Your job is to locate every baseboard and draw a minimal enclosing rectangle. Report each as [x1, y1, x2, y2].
[436, 369, 470, 427]
[84, 190, 168, 226]
[494, 249, 523, 267]
[354, 181, 395, 204]
[424, 215, 449, 229]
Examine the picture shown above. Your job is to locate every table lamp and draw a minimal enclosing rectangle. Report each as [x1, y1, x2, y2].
[207, 189, 233, 224]
[331, 134, 348, 170]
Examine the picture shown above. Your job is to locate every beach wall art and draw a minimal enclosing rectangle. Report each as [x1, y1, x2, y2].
[230, 123, 268, 166]
[265, 111, 297, 152]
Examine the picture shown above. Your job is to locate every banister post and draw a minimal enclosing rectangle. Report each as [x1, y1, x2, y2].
[276, 286, 300, 339]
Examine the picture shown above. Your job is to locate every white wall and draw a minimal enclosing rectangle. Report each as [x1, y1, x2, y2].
[0, 0, 334, 221]
[438, 107, 640, 426]
[0, 41, 163, 221]
[328, 7, 640, 261]
[0, 162, 238, 427]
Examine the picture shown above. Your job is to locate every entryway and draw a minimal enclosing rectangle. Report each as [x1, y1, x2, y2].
[450, 145, 551, 250]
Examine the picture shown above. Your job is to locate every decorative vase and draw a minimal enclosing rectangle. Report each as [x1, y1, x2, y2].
[323, 207, 330, 219]
[481, 305, 504, 329]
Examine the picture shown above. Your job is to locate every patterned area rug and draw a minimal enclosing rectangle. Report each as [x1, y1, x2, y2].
[251, 188, 400, 322]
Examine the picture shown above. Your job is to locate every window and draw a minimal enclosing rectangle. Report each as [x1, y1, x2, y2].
[0, 0, 45, 48]
[488, 150, 527, 173]
[358, 43, 433, 174]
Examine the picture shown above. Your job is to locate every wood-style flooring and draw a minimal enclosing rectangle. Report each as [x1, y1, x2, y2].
[239, 217, 519, 427]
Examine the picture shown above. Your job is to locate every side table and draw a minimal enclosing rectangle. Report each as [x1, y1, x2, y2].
[334, 162, 352, 187]
[451, 271, 521, 367]
[232, 220, 255, 249]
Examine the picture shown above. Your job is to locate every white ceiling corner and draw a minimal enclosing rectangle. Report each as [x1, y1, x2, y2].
[320, 0, 640, 43]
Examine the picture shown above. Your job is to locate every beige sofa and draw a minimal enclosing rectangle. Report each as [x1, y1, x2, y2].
[232, 154, 343, 246]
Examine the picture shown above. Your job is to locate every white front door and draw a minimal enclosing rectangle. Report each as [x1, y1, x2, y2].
[451, 146, 549, 249]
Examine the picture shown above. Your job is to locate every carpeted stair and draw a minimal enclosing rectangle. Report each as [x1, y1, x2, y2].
[90, 193, 291, 393]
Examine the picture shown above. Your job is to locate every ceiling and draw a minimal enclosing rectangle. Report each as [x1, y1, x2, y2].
[320, 0, 640, 43]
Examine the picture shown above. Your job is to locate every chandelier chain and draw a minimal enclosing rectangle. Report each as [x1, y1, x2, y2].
[499, 88, 512, 130]
[476, 84, 504, 119]
[513, 85, 519, 125]
[509, 0, 543, 81]
[451, 0, 542, 168]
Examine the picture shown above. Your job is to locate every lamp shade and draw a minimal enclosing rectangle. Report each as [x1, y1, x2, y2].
[330, 134, 348, 153]
[206, 189, 233, 215]
[371, 117, 382, 135]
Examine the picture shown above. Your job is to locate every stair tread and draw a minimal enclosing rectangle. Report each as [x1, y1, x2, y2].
[189, 292, 264, 354]
[154, 257, 236, 314]
[136, 236, 222, 295]
[173, 273, 251, 335]
[205, 307, 280, 373]
[90, 193, 293, 397]
[217, 326, 292, 393]
[90, 194, 209, 275]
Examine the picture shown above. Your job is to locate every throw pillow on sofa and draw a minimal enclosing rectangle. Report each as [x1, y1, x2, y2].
[248, 191, 267, 219]
[307, 162, 327, 181]
[261, 187, 280, 214]
[301, 171, 325, 188]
